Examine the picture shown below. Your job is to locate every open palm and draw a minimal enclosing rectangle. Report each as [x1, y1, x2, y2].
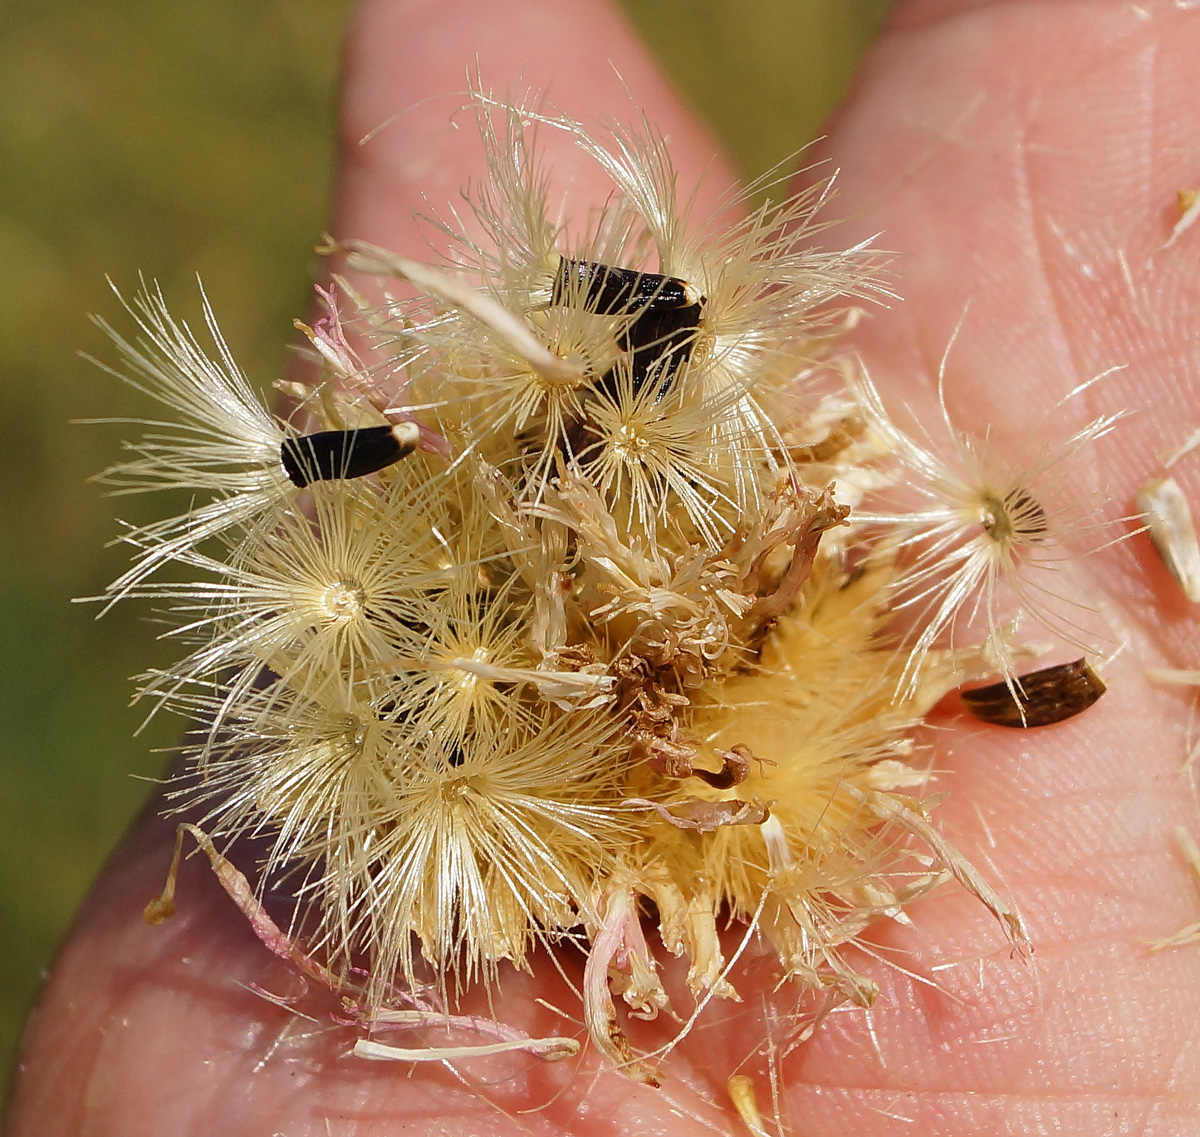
[7, 2, 1200, 1134]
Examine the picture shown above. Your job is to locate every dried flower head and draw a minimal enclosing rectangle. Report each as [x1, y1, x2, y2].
[84, 93, 1139, 1088]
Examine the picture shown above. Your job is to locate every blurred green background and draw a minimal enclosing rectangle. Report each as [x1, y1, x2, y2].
[0, 0, 892, 1089]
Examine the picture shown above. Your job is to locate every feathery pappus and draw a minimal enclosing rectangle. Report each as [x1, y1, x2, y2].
[87, 93, 1129, 1087]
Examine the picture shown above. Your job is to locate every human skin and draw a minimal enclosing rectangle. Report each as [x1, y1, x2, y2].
[6, 0, 1200, 1133]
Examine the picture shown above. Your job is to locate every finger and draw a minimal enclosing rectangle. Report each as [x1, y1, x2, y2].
[825, 0, 1200, 667]
[333, 0, 734, 259]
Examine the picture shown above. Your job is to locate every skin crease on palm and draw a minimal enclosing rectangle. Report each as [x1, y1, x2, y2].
[6, 0, 1200, 1133]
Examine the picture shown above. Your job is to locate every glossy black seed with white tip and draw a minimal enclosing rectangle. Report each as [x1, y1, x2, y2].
[280, 422, 421, 488]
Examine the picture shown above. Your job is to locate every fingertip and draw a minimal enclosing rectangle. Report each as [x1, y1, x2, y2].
[334, 0, 735, 256]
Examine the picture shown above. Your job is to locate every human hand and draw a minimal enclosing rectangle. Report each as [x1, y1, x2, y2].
[6, 2, 1200, 1135]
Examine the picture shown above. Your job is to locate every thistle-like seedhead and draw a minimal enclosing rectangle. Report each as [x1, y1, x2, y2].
[86, 93, 1134, 1084]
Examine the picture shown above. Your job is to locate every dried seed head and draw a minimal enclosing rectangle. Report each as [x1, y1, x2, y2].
[88, 92, 1058, 1083]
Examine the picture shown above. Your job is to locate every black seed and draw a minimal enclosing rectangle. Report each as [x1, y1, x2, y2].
[552, 258, 695, 314]
[619, 301, 704, 399]
[587, 301, 705, 406]
[552, 257, 707, 402]
[280, 424, 418, 488]
[960, 658, 1106, 728]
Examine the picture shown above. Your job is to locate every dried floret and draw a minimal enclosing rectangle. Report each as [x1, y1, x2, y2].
[86, 282, 299, 603]
[851, 358, 1123, 690]
[1138, 475, 1200, 602]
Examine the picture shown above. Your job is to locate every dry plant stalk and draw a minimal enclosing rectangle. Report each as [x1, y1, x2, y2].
[86, 93, 1131, 1084]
